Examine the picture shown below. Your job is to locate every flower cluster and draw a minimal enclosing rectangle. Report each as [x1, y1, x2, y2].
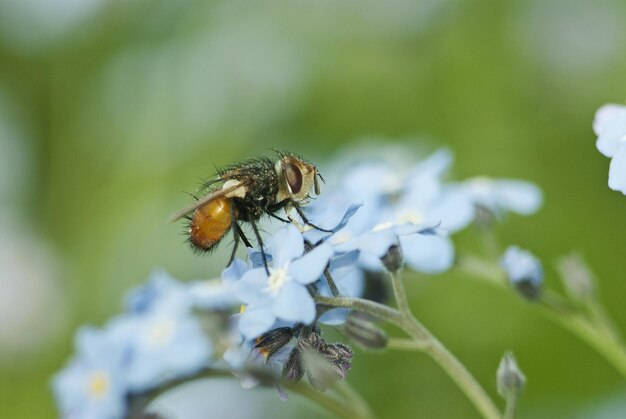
[52, 271, 235, 419]
[52, 145, 545, 419]
[301, 148, 542, 274]
[594, 103, 626, 194]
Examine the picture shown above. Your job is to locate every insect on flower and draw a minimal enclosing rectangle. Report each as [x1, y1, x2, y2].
[168, 152, 328, 271]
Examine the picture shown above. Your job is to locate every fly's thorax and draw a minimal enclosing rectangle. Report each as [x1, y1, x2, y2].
[275, 155, 318, 203]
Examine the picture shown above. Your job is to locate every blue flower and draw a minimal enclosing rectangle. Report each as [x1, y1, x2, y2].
[594, 104, 626, 194]
[125, 269, 191, 315]
[339, 221, 446, 273]
[127, 268, 238, 314]
[595, 104, 626, 158]
[188, 278, 239, 311]
[234, 225, 334, 339]
[307, 149, 473, 274]
[122, 274, 214, 392]
[123, 309, 213, 392]
[462, 177, 543, 216]
[52, 326, 130, 419]
[501, 246, 543, 299]
[316, 250, 364, 325]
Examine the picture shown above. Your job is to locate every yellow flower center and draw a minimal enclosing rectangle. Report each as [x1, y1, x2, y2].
[398, 209, 424, 225]
[87, 370, 110, 400]
[148, 320, 175, 347]
[266, 267, 288, 295]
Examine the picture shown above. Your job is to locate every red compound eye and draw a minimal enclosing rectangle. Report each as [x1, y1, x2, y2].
[285, 162, 303, 194]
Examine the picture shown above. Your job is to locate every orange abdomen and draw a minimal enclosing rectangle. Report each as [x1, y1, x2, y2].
[189, 197, 233, 251]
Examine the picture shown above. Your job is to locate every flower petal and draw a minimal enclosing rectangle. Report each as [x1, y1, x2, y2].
[596, 111, 626, 158]
[270, 225, 304, 267]
[495, 180, 543, 215]
[608, 143, 626, 194]
[401, 234, 454, 274]
[236, 268, 268, 304]
[288, 243, 334, 284]
[221, 259, 249, 284]
[319, 308, 350, 325]
[427, 187, 474, 232]
[272, 282, 316, 324]
[304, 202, 363, 244]
[239, 304, 276, 340]
[360, 229, 397, 258]
[594, 104, 626, 135]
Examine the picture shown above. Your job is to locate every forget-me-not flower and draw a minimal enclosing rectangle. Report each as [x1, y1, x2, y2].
[594, 103, 626, 194]
[501, 246, 543, 299]
[125, 269, 191, 315]
[235, 225, 334, 339]
[52, 326, 130, 419]
[461, 177, 543, 217]
[307, 149, 476, 274]
[123, 309, 212, 392]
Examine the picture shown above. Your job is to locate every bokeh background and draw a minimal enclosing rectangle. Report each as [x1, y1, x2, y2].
[1, 0, 626, 417]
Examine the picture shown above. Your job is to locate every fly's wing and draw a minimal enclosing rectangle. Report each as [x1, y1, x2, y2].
[167, 180, 248, 223]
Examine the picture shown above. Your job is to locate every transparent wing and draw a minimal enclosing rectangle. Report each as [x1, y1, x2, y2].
[167, 180, 247, 223]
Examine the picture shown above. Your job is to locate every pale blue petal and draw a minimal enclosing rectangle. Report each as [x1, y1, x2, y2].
[247, 248, 272, 268]
[594, 104, 625, 135]
[343, 161, 399, 200]
[304, 202, 363, 243]
[318, 257, 364, 297]
[273, 282, 316, 324]
[236, 269, 268, 303]
[495, 180, 543, 215]
[401, 234, 454, 274]
[189, 280, 239, 310]
[427, 187, 474, 232]
[595, 105, 626, 158]
[412, 148, 453, 178]
[239, 304, 276, 340]
[358, 251, 385, 272]
[501, 246, 543, 286]
[404, 173, 441, 208]
[288, 243, 334, 284]
[332, 265, 364, 297]
[319, 308, 350, 325]
[360, 230, 398, 258]
[392, 221, 442, 236]
[270, 225, 304, 267]
[221, 259, 249, 284]
[609, 144, 626, 194]
[329, 250, 360, 270]
[124, 269, 184, 314]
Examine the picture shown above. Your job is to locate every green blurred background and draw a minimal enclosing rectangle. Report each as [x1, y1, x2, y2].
[1, 0, 626, 417]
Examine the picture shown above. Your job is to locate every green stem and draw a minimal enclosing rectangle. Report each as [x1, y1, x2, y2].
[387, 338, 431, 351]
[458, 254, 626, 380]
[316, 293, 502, 419]
[293, 382, 364, 419]
[390, 270, 412, 316]
[535, 302, 626, 379]
[335, 381, 377, 419]
[503, 394, 516, 419]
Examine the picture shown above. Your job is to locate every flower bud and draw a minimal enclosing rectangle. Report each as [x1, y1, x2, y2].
[254, 327, 294, 361]
[497, 351, 526, 399]
[556, 253, 595, 302]
[473, 204, 496, 230]
[282, 347, 304, 382]
[501, 246, 543, 300]
[381, 244, 404, 273]
[343, 313, 388, 350]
